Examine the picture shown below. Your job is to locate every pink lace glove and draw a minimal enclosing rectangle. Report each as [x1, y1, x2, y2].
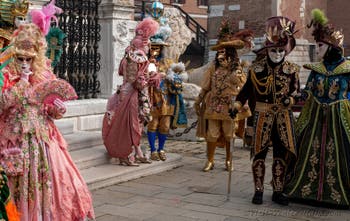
[20, 66, 33, 81]
[45, 98, 66, 119]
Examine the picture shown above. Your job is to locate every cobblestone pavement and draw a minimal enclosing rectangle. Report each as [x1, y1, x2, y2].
[92, 138, 350, 221]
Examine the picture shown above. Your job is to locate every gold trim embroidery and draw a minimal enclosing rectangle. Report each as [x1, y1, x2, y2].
[325, 138, 341, 203]
[272, 158, 286, 192]
[301, 137, 320, 197]
[252, 159, 265, 191]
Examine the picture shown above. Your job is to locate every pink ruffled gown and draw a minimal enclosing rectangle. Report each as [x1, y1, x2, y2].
[102, 54, 150, 159]
[0, 68, 95, 221]
[102, 51, 160, 160]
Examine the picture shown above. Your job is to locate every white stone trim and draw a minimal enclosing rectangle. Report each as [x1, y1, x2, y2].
[188, 14, 208, 19]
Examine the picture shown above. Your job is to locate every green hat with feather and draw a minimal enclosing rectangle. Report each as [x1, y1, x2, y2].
[308, 8, 344, 51]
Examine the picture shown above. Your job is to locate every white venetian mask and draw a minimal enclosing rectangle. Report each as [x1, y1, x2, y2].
[16, 56, 33, 73]
[14, 16, 27, 27]
[267, 47, 286, 63]
[316, 42, 329, 60]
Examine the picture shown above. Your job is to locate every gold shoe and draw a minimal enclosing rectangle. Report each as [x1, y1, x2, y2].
[135, 156, 152, 164]
[202, 161, 214, 172]
[119, 158, 139, 167]
[158, 150, 167, 161]
[225, 161, 234, 171]
[150, 152, 160, 161]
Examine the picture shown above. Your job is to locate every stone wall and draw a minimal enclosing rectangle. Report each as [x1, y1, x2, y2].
[162, 7, 193, 63]
[98, 0, 137, 98]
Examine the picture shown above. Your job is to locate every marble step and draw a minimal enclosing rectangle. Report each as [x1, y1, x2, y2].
[64, 130, 103, 151]
[55, 120, 75, 135]
[80, 153, 183, 191]
[70, 145, 108, 170]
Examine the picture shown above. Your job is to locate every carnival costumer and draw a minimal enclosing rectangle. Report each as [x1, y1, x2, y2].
[287, 9, 350, 209]
[146, 14, 185, 162]
[102, 18, 160, 166]
[230, 16, 300, 206]
[195, 19, 250, 172]
[0, 22, 95, 220]
[0, 0, 30, 49]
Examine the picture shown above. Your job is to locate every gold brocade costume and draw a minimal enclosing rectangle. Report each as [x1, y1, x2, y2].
[195, 60, 250, 172]
[201, 62, 247, 121]
[148, 61, 174, 133]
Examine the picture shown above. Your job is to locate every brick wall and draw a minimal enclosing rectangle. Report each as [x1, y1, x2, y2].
[208, 0, 272, 40]
[327, 0, 350, 56]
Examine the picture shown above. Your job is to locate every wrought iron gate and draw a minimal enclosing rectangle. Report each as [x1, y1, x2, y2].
[55, 0, 101, 99]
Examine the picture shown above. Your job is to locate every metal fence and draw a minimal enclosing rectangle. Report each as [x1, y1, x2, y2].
[55, 0, 101, 99]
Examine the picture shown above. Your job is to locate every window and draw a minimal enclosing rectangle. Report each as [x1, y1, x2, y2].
[171, 0, 186, 4]
[198, 0, 208, 6]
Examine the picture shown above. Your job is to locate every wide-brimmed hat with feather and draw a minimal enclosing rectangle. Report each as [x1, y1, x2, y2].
[211, 19, 244, 51]
[254, 16, 296, 55]
[308, 8, 344, 51]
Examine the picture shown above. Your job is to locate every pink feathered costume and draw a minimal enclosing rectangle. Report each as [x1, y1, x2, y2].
[0, 68, 95, 221]
[102, 18, 160, 159]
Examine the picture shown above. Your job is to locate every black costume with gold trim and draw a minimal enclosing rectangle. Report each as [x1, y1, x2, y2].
[235, 56, 300, 193]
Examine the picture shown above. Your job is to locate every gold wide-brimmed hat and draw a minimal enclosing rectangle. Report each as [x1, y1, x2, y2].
[211, 19, 245, 51]
[211, 39, 245, 51]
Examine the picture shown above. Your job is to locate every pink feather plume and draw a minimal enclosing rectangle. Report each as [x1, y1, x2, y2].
[135, 18, 159, 40]
[31, 0, 63, 35]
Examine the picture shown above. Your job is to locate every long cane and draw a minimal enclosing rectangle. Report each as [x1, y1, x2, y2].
[227, 96, 237, 201]
[226, 137, 235, 201]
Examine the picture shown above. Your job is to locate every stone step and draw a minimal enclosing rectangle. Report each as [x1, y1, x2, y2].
[70, 145, 108, 170]
[57, 99, 107, 131]
[55, 120, 75, 135]
[81, 153, 183, 191]
[64, 130, 103, 151]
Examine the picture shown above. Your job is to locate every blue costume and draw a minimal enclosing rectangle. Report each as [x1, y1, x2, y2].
[287, 9, 350, 209]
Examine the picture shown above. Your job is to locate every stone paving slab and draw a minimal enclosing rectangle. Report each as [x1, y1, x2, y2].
[92, 138, 350, 221]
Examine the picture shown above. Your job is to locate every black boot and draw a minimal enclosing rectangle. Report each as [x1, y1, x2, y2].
[252, 159, 265, 204]
[252, 191, 263, 204]
[272, 191, 289, 206]
[271, 158, 288, 205]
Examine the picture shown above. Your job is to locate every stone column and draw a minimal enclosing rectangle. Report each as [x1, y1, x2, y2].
[98, 0, 138, 98]
[30, 0, 46, 9]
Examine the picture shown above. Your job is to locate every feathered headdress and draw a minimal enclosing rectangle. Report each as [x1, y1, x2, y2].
[31, 0, 63, 36]
[150, 22, 172, 46]
[211, 18, 244, 51]
[130, 17, 159, 53]
[233, 29, 254, 48]
[135, 17, 160, 43]
[10, 23, 46, 57]
[308, 8, 344, 50]
[254, 16, 296, 55]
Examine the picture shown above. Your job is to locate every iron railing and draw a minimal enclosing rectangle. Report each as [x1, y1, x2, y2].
[55, 0, 101, 99]
[172, 4, 207, 48]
